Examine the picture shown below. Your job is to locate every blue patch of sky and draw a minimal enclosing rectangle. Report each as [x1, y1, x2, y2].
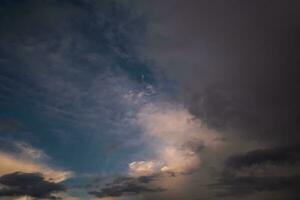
[0, 0, 159, 174]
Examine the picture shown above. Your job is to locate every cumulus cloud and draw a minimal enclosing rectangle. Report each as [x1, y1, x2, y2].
[129, 161, 157, 177]
[86, 96, 225, 199]
[129, 102, 223, 176]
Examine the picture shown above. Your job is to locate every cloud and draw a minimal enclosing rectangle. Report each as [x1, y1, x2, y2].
[0, 0, 147, 134]
[206, 144, 300, 199]
[129, 161, 157, 177]
[212, 175, 300, 198]
[0, 140, 72, 183]
[129, 102, 223, 176]
[0, 139, 48, 161]
[136, 0, 300, 145]
[225, 144, 300, 170]
[0, 172, 65, 199]
[101, 100, 226, 199]
[1, 1, 299, 199]
[136, 103, 222, 148]
[126, 2, 300, 199]
[88, 176, 164, 199]
[0, 152, 71, 183]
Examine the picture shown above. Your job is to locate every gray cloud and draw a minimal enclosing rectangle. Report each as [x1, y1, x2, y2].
[132, 1, 300, 199]
[0, 172, 65, 199]
[212, 175, 300, 198]
[206, 144, 300, 199]
[225, 144, 300, 169]
[137, 0, 300, 144]
[88, 175, 165, 198]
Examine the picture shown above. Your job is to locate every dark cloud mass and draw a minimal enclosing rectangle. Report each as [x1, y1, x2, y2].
[211, 144, 300, 199]
[0, 172, 65, 199]
[213, 175, 300, 198]
[89, 175, 164, 198]
[136, 1, 300, 199]
[225, 144, 300, 169]
[140, 0, 300, 144]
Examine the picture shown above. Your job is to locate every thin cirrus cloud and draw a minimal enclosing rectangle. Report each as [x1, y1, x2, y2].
[0, 140, 72, 183]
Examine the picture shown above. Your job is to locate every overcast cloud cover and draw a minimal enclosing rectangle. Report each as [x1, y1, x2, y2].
[0, 0, 300, 199]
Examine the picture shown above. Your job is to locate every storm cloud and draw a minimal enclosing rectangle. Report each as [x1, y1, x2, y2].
[138, 0, 300, 144]
[134, 1, 300, 199]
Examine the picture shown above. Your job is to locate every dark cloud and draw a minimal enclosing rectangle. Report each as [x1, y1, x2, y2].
[0, 172, 65, 199]
[212, 175, 300, 198]
[135, 1, 300, 199]
[139, 0, 300, 144]
[225, 144, 300, 169]
[88, 175, 164, 198]
[209, 144, 300, 199]
[137, 175, 159, 184]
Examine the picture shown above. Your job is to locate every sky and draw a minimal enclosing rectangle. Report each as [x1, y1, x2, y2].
[0, 0, 300, 199]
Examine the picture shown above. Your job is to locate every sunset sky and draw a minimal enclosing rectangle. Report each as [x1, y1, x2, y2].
[0, 1, 300, 199]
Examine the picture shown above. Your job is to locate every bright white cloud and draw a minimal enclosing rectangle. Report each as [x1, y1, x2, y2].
[129, 160, 157, 177]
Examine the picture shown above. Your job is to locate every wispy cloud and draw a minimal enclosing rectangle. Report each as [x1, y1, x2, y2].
[0, 140, 72, 183]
